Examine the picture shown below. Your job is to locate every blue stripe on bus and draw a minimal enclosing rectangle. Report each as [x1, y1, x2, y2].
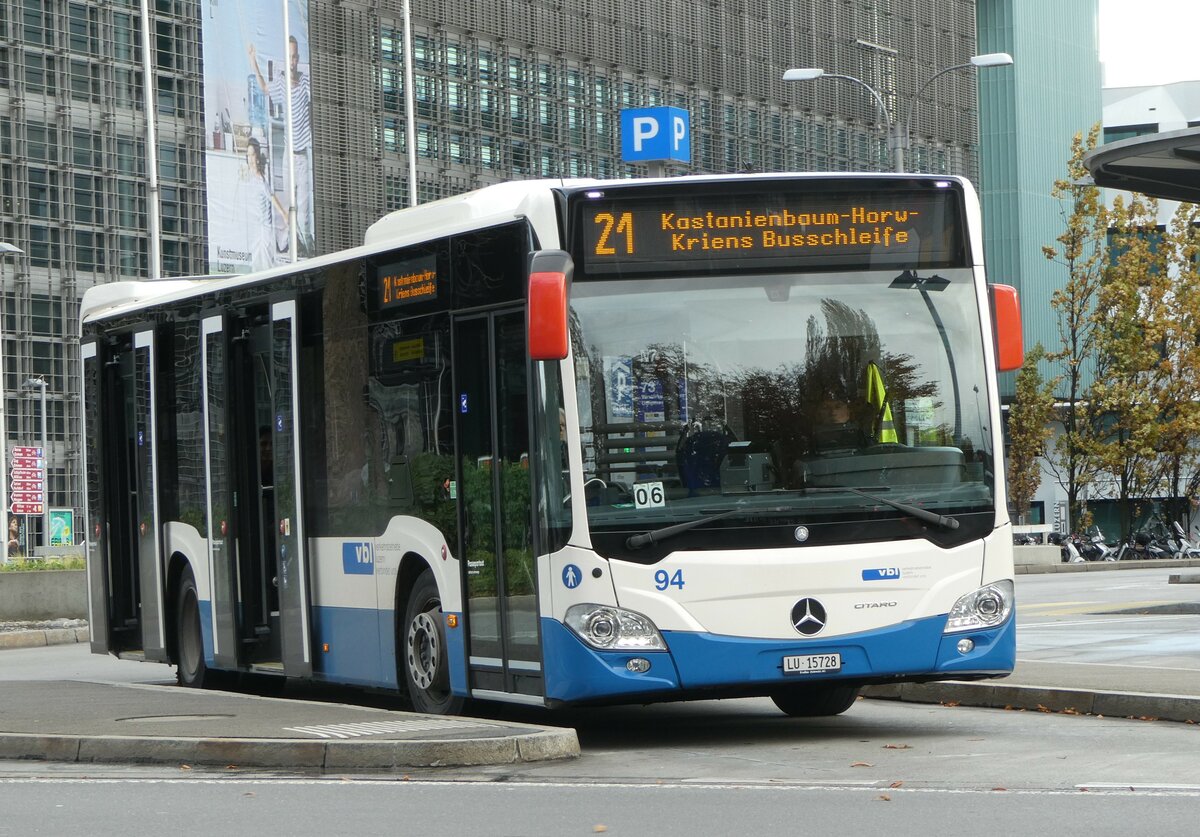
[542, 613, 1014, 703]
[200, 601, 468, 695]
[444, 612, 468, 697]
[200, 599, 214, 667]
[664, 614, 1015, 688]
[311, 606, 393, 688]
[542, 618, 680, 702]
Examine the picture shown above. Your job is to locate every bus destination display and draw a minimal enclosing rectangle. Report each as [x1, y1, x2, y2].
[577, 187, 964, 275]
[377, 253, 438, 309]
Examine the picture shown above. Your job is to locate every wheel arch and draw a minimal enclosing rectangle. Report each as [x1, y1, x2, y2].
[393, 551, 434, 637]
[164, 551, 192, 665]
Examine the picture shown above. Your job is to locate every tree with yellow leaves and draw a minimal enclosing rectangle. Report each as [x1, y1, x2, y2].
[1006, 344, 1056, 525]
[1091, 191, 1166, 539]
[1041, 126, 1108, 533]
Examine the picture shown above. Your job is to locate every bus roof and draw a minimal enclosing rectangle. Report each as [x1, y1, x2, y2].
[81, 172, 973, 326]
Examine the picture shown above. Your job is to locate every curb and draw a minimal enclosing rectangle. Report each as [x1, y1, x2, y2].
[0, 626, 90, 650]
[0, 727, 580, 770]
[862, 682, 1200, 724]
[1017, 558, 1200, 574]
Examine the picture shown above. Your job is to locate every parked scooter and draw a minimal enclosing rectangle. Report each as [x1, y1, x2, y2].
[1055, 528, 1115, 563]
[1115, 526, 1170, 560]
[1170, 521, 1200, 558]
[1075, 527, 1118, 561]
[1052, 531, 1084, 564]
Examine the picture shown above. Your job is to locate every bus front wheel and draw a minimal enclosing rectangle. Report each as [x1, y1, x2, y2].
[401, 569, 463, 715]
[175, 567, 210, 688]
[770, 683, 860, 717]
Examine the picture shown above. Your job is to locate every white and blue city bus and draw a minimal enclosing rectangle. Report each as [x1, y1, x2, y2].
[81, 173, 1023, 716]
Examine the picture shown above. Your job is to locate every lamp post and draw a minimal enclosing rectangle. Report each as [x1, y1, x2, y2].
[783, 52, 1013, 173]
[0, 242, 22, 564]
[23, 376, 48, 552]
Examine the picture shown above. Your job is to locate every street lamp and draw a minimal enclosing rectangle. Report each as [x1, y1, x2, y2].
[783, 52, 1014, 172]
[0, 242, 22, 564]
[22, 376, 48, 553]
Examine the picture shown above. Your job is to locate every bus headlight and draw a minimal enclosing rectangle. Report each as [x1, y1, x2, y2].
[944, 580, 1014, 633]
[565, 604, 667, 651]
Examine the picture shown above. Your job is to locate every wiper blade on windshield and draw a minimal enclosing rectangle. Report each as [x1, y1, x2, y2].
[625, 508, 741, 550]
[807, 486, 960, 531]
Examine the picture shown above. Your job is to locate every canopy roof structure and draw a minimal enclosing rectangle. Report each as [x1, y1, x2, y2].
[1083, 126, 1200, 202]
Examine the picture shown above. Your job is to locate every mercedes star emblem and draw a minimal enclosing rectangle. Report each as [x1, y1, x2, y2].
[790, 597, 827, 636]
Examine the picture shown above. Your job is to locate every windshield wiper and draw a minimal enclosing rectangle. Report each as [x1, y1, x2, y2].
[626, 508, 741, 550]
[808, 486, 960, 530]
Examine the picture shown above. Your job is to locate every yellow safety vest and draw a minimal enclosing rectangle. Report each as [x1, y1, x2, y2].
[864, 362, 898, 443]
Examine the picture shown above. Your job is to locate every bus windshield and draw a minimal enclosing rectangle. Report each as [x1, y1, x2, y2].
[567, 267, 995, 558]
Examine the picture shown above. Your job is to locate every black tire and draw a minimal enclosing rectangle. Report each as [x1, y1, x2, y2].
[400, 569, 463, 715]
[175, 567, 211, 688]
[770, 683, 860, 717]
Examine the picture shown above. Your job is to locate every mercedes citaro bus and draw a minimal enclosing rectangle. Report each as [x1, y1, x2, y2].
[81, 173, 1022, 717]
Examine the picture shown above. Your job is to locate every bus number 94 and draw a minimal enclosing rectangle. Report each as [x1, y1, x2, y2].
[655, 569, 685, 591]
[593, 211, 635, 256]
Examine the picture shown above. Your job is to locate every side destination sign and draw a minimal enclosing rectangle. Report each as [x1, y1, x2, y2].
[575, 182, 966, 276]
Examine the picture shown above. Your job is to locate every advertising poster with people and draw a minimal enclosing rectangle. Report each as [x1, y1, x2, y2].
[201, 0, 315, 274]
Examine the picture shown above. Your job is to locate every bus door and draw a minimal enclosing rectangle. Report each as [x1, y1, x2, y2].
[90, 332, 167, 660]
[204, 304, 312, 677]
[269, 299, 313, 677]
[93, 340, 137, 653]
[454, 309, 543, 700]
[227, 314, 281, 666]
[201, 314, 240, 670]
[132, 330, 168, 661]
[82, 340, 108, 655]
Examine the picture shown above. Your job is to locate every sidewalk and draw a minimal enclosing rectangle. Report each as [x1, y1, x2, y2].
[0, 680, 579, 769]
[862, 659, 1200, 724]
[863, 560, 1200, 723]
[0, 619, 89, 650]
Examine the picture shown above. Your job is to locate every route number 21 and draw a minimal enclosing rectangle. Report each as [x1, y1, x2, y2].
[593, 212, 635, 255]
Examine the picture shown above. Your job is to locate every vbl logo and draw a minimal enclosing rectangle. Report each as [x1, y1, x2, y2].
[342, 542, 374, 575]
[862, 567, 901, 581]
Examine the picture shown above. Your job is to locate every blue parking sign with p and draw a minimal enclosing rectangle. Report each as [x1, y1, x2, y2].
[621, 107, 690, 163]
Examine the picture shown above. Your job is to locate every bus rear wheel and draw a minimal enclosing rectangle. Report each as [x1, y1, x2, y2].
[175, 567, 210, 688]
[401, 570, 463, 715]
[770, 683, 860, 717]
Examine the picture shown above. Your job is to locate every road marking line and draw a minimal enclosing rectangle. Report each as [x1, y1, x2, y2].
[1020, 614, 1200, 627]
[1016, 657, 1200, 673]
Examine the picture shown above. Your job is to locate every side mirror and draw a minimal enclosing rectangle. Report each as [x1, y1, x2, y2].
[528, 249, 573, 361]
[989, 284, 1023, 372]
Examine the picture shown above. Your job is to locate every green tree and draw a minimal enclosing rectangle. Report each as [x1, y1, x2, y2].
[1006, 344, 1056, 524]
[1041, 126, 1108, 532]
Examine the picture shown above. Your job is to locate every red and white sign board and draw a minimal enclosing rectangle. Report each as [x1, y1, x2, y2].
[11, 446, 42, 458]
[10, 502, 43, 515]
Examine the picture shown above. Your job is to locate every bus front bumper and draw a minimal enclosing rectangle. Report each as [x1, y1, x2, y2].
[541, 613, 1015, 705]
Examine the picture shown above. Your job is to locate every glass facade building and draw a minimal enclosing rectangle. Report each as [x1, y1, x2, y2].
[1, 0, 987, 545]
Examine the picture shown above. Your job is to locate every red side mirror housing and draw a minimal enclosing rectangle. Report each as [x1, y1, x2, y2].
[528, 249, 573, 361]
[989, 284, 1023, 373]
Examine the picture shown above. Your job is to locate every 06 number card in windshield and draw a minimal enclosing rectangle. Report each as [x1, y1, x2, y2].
[575, 180, 968, 276]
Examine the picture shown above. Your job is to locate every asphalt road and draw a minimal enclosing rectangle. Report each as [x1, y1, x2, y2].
[3, 568, 1199, 833]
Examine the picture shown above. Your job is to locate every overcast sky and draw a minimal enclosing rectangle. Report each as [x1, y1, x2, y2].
[1098, 0, 1200, 87]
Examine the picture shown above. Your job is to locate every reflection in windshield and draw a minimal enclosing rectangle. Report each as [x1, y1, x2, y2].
[566, 269, 994, 538]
